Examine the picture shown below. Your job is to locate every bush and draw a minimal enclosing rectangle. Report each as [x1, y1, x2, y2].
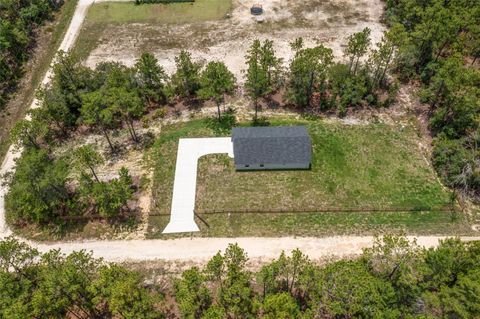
[251, 116, 270, 127]
[3, 148, 73, 224]
[152, 107, 168, 120]
[432, 136, 480, 200]
[206, 107, 236, 134]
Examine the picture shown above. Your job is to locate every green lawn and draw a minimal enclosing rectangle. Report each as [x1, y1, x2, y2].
[73, 0, 232, 60]
[86, 0, 232, 24]
[147, 119, 472, 238]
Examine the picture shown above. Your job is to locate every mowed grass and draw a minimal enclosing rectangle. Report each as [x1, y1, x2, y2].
[146, 119, 472, 238]
[86, 0, 232, 24]
[73, 0, 232, 60]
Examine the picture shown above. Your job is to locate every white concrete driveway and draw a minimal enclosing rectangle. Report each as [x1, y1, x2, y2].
[162, 138, 233, 233]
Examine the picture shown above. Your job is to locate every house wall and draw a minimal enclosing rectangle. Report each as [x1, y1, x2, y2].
[235, 162, 310, 171]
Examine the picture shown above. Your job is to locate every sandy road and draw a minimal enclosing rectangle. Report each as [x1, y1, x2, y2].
[0, 0, 479, 264]
[16, 236, 480, 263]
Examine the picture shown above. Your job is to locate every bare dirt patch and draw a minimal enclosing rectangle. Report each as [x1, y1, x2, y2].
[84, 0, 386, 81]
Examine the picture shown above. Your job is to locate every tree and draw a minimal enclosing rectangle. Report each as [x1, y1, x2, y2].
[344, 27, 371, 75]
[362, 234, 425, 308]
[423, 238, 478, 291]
[79, 167, 133, 218]
[134, 52, 168, 105]
[204, 244, 257, 318]
[422, 55, 480, 138]
[80, 90, 120, 153]
[171, 50, 201, 99]
[92, 264, 161, 319]
[3, 148, 71, 224]
[9, 117, 48, 150]
[0, 236, 40, 318]
[107, 87, 144, 143]
[34, 84, 76, 137]
[51, 51, 95, 115]
[174, 267, 212, 319]
[198, 61, 236, 120]
[0, 0, 62, 110]
[287, 40, 334, 109]
[244, 39, 282, 121]
[262, 292, 299, 319]
[0, 238, 165, 319]
[72, 145, 104, 183]
[313, 259, 398, 318]
[369, 23, 408, 88]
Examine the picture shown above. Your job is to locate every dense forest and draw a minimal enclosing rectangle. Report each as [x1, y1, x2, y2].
[0, 0, 64, 110]
[383, 0, 480, 201]
[1, 235, 479, 318]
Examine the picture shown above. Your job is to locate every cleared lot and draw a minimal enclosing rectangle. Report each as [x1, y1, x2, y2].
[74, 0, 386, 79]
[146, 119, 470, 239]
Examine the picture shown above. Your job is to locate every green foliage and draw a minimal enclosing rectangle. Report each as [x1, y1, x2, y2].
[287, 38, 334, 109]
[79, 167, 134, 218]
[0, 237, 163, 318]
[344, 27, 372, 75]
[244, 39, 283, 119]
[432, 135, 480, 200]
[172, 50, 202, 98]
[34, 84, 76, 137]
[3, 148, 72, 225]
[315, 260, 398, 318]
[108, 86, 145, 143]
[262, 292, 299, 319]
[72, 145, 104, 182]
[205, 107, 236, 135]
[135, 52, 168, 105]
[9, 118, 49, 151]
[51, 51, 96, 116]
[0, 0, 63, 110]
[80, 90, 120, 152]
[204, 244, 258, 318]
[385, 0, 480, 200]
[198, 61, 236, 120]
[174, 267, 212, 319]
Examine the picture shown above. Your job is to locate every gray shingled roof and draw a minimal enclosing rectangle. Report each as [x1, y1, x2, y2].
[231, 126, 312, 165]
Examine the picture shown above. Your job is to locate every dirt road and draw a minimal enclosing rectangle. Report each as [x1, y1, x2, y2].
[12, 236, 478, 264]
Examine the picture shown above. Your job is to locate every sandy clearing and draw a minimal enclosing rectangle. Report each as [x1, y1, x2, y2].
[85, 0, 386, 81]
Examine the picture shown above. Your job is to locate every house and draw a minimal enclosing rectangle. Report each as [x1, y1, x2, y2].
[231, 126, 312, 171]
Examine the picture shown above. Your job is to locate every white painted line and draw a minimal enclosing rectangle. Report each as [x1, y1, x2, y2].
[162, 138, 233, 233]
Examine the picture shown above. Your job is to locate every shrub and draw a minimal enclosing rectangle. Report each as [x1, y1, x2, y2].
[206, 107, 236, 134]
[152, 107, 168, 120]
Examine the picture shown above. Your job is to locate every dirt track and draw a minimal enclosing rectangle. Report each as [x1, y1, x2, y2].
[19, 236, 480, 264]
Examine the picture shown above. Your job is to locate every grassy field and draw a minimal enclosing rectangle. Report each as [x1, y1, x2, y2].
[73, 0, 232, 60]
[147, 118, 472, 238]
[0, 0, 79, 163]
